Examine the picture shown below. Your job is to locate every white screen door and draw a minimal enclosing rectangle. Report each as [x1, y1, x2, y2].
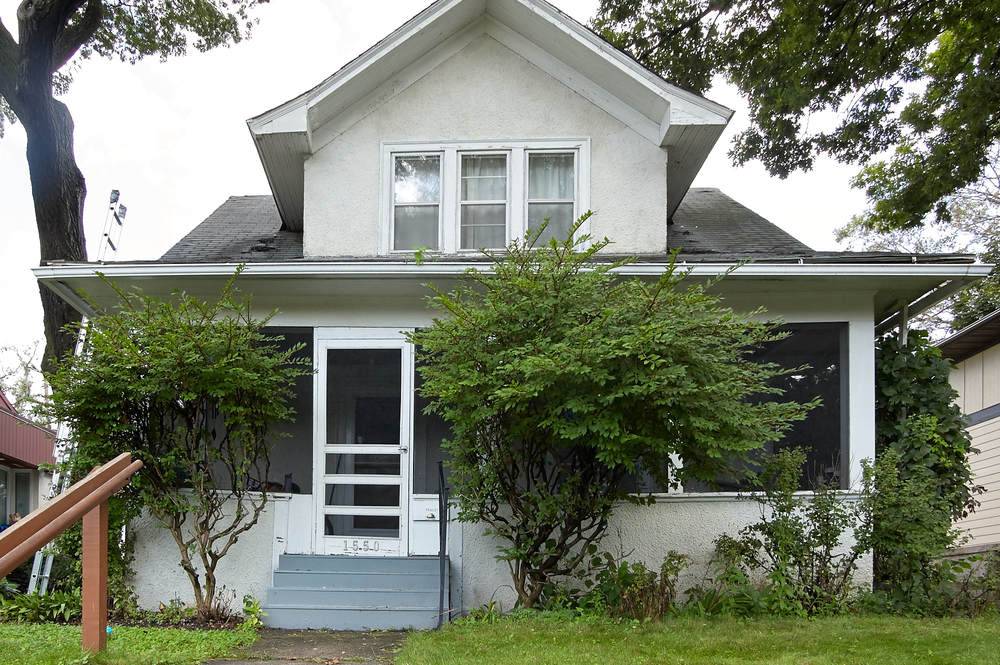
[314, 329, 411, 556]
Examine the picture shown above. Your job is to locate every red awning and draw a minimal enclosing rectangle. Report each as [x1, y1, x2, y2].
[0, 399, 56, 469]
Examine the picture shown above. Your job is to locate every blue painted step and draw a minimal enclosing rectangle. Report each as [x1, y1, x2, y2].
[262, 554, 448, 630]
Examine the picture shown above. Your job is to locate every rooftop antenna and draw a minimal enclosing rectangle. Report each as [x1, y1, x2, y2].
[97, 189, 129, 261]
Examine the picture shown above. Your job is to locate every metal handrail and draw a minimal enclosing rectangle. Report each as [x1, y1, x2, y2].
[437, 460, 450, 628]
[0, 452, 143, 653]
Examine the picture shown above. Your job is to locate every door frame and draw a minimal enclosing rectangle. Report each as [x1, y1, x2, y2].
[312, 327, 413, 556]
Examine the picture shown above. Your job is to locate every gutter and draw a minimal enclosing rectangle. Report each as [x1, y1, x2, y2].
[32, 261, 995, 280]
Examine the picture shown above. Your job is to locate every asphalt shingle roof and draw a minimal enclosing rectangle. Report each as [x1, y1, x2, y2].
[159, 196, 302, 263]
[154, 189, 972, 265]
[668, 188, 812, 255]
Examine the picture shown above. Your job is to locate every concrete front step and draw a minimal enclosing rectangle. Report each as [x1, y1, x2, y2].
[263, 604, 442, 630]
[267, 586, 439, 608]
[262, 554, 448, 630]
[277, 554, 441, 574]
[271, 569, 440, 591]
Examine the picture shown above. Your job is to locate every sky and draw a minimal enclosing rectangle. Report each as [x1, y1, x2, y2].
[0, 0, 868, 356]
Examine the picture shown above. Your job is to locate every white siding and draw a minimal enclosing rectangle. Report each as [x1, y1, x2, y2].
[957, 415, 1000, 547]
[952, 344, 1000, 414]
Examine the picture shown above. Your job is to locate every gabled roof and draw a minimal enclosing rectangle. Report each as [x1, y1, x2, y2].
[937, 309, 1000, 363]
[248, 0, 733, 231]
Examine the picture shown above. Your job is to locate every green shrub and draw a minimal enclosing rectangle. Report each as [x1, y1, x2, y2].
[875, 331, 980, 520]
[694, 450, 870, 617]
[859, 448, 958, 611]
[410, 220, 813, 607]
[0, 591, 81, 623]
[577, 551, 689, 620]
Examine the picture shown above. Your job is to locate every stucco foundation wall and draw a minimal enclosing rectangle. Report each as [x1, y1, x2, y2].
[303, 34, 668, 257]
[454, 496, 874, 613]
[131, 498, 275, 611]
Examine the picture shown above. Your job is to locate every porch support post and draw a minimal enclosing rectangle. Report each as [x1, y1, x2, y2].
[81, 500, 109, 652]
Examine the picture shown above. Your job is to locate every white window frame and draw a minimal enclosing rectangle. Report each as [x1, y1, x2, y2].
[458, 151, 510, 252]
[525, 149, 579, 244]
[379, 139, 591, 254]
[389, 152, 444, 253]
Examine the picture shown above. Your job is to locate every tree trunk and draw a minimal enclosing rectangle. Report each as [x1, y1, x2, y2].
[23, 98, 86, 372]
[8, 0, 89, 373]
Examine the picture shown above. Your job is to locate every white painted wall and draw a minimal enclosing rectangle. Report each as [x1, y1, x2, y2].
[452, 495, 875, 612]
[131, 497, 276, 611]
[303, 34, 668, 257]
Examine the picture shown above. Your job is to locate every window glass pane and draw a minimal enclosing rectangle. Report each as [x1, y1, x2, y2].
[326, 453, 400, 476]
[461, 204, 506, 249]
[393, 205, 439, 250]
[325, 484, 400, 507]
[325, 514, 399, 538]
[683, 323, 848, 492]
[14, 473, 30, 517]
[394, 155, 440, 204]
[327, 349, 401, 446]
[528, 202, 574, 242]
[461, 154, 507, 201]
[528, 153, 574, 199]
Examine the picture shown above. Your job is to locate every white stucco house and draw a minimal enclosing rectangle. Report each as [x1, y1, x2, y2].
[33, 0, 990, 629]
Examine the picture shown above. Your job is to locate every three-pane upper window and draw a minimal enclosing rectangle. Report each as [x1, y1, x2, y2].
[385, 142, 588, 253]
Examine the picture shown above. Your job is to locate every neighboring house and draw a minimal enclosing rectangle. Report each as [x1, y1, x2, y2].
[0, 392, 55, 527]
[32, 0, 990, 629]
[939, 310, 1000, 551]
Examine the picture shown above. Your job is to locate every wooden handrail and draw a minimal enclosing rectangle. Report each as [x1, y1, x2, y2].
[0, 452, 134, 557]
[0, 453, 143, 652]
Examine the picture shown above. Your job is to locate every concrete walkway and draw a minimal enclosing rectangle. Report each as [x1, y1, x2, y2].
[207, 628, 406, 665]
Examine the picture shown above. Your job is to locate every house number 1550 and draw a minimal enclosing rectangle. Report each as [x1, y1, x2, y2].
[343, 539, 380, 553]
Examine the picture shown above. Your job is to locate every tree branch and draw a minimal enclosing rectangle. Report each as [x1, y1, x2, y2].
[53, 0, 102, 73]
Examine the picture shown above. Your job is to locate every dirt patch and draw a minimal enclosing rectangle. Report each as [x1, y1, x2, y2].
[208, 628, 407, 664]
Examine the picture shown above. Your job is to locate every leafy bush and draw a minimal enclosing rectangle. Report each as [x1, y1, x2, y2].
[859, 448, 958, 610]
[44, 270, 311, 618]
[579, 552, 689, 620]
[410, 220, 812, 607]
[693, 450, 870, 617]
[0, 591, 81, 623]
[875, 331, 980, 520]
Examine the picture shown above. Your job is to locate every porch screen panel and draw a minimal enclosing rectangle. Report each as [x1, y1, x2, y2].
[261, 327, 313, 494]
[413, 352, 450, 494]
[683, 322, 849, 492]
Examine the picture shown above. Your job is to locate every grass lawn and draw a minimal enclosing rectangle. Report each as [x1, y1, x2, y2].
[0, 623, 255, 665]
[398, 612, 1000, 665]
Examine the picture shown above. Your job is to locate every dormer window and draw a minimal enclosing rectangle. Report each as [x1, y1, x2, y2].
[528, 152, 576, 243]
[460, 153, 508, 250]
[382, 140, 590, 254]
[392, 154, 442, 250]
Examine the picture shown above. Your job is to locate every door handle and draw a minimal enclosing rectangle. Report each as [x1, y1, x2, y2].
[398, 445, 409, 453]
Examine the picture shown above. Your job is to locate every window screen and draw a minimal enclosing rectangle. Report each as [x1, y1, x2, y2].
[684, 322, 849, 492]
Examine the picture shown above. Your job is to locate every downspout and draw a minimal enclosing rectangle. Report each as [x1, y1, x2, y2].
[900, 302, 909, 346]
